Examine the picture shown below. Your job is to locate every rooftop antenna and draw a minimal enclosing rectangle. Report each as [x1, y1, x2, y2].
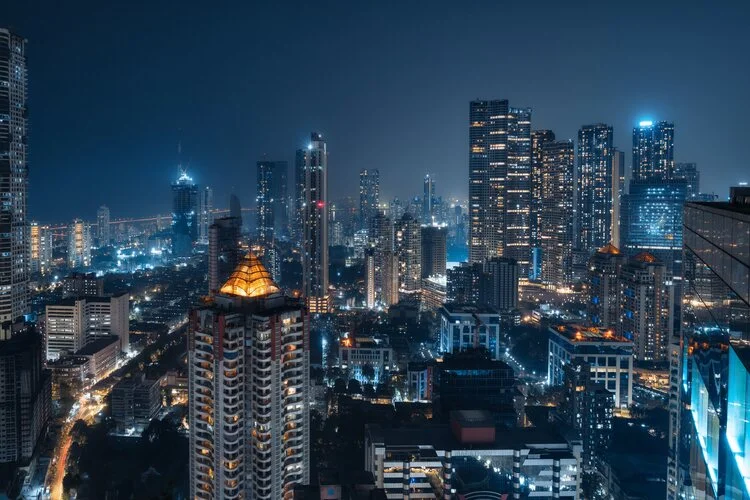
[178, 140, 188, 178]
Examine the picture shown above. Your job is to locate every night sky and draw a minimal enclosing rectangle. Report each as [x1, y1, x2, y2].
[7, 1, 750, 223]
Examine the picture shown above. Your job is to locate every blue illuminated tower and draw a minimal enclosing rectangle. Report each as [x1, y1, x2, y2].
[171, 164, 198, 257]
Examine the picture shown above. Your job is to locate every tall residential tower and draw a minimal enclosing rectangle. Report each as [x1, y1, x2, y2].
[301, 133, 329, 313]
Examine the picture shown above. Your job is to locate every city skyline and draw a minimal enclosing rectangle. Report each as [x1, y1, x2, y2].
[5, 2, 750, 222]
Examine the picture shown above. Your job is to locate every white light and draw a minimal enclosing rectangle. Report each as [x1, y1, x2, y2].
[639, 120, 653, 127]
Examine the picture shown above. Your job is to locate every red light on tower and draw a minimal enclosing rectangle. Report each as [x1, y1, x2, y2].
[316, 201, 325, 208]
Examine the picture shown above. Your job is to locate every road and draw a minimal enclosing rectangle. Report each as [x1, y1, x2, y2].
[44, 319, 187, 499]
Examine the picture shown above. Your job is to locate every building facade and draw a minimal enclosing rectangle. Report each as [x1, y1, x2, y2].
[68, 219, 92, 268]
[420, 223, 446, 278]
[483, 256, 519, 312]
[198, 186, 214, 245]
[0, 29, 29, 324]
[530, 130, 556, 281]
[577, 124, 614, 252]
[359, 169, 379, 230]
[394, 213, 421, 296]
[97, 205, 111, 246]
[189, 253, 310, 499]
[171, 169, 198, 256]
[208, 216, 241, 294]
[301, 132, 329, 313]
[439, 304, 501, 359]
[257, 160, 288, 242]
[540, 140, 575, 286]
[587, 244, 627, 327]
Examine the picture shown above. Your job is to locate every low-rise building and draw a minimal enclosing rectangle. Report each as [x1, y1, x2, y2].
[439, 304, 501, 359]
[110, 375, 161, 433]
[338, 335, 394, 384]
[548, 324, 633, 409]
[365, 410, 581, 498]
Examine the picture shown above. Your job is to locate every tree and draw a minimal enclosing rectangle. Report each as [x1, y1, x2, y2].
[361, 363, 375, 383]
[347, 379, 362, 395]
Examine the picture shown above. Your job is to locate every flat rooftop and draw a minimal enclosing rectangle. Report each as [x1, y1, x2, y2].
[441, 303, 498, 315]
[550, 324, 632, 344]
[76, 336, 119, 355]
[688, 201, 750, 217]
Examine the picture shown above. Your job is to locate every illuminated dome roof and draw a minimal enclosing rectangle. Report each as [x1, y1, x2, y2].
[632, 251, 658, 263]
[597, 243, 621, 255]
[219, 252, 280, 298]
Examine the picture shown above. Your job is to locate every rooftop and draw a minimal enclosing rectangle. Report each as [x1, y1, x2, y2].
[597, 243, 621, 255]
[76, 336, 119, 356]
[441, 303, 498, 315]
[219, 252, 280, 298]
[550, 324, 632, 344]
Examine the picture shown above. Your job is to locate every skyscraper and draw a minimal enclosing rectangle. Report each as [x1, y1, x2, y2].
[29, 222, 52, 275]
[96, 205, 111, 246]
[364, 249, 375, 309]
[198, 186, 213, 245]
[483, 257, 519, 312]
[293, 149, 306, 244]
[505, 106, 532, 278]
[673, 162, 700, 199]
[229, 193, 242, 230]
[172, 168, 198, 256]
[0, 324, 50, 465]
[0, 29, 29, 323]
[394, 213, 421, 295]
[208, 217, 241, 294]
[540, 140, 575, 286]
[68, 219, 91, 268]
[587, 244, 626, 327]
[359, 169, 380, 230]
[618, 252, 674, 362]
[189, 253, 309, 499]
[257, 160, 289, 242]
[632, 120, 674, 181]
[420, 224, 447, 278]
[530, 130, 556, 280]
[611, 148, 625, 248]
[422, 174, 435, 222]
[301, 132, 329, 313]
[469, 100, 532, 275]
[577, 124, 614, 252]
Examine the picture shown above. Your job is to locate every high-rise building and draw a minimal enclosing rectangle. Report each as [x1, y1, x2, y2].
[422, 174, 435, 222]
[669, 190, 750, 499]
[301, 132, 329, 313]
[394, 213, 421, 295]
[483, 257, 519, 312]
[446, 262, 483, 305]
[364, 249, 375, 309]
[229, 194, 242, 230]
[468, 102, 532, 275]
[198, 186, 214, 245]
[370, 213, 398, 306]
[530, 130, 556, 281]
[257, 160, 289, 242]
[540, 140, 575, 286]
[623, 179, 687, 275]
[68, 219, 91, 268]
[0, 325, 50, 465]
[587, 244, 626, 327]
[189, 253, 310, 499]
[359, 169, 380, 230]
[673, 162, 699, 199]
[560, 360, 613, 470]
[0, 29, 29, 323]
[577, 124, 614, 252]
[420, 224, 446, 278]
[632, 120, 674, 181]
[172, 168, 199, 256]
[505, 106, 532, 278]
[29, 222, 52, 274]
[96, 205, 111, 246]
[439, 304, 502, 359]
[62, 272, 104, 298]
[208, 217, 241, 294]
[618, 252, 674, 362]
[293, 149, 306, 244]
[611, 148, 625, 248]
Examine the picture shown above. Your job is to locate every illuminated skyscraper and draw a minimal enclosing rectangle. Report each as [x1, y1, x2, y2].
[29, 222, 52, 275]
[587, 244, 627, 327]
[420, 224, 447, 278]
[364, 249, 375, 309]
[189, 254, 310, 500]
[171, 168, 198, 256]
[530, 130, 555, 280]
[577, 124, 613, 252]
[197, 186, 213, 245]
[618, 252, 673, 362]
[293, 149, 306, 243]
[301, 132, 329, 313]
[96, 205, 111, 246]
[468, 100, 531, 276]
[0, 29, 29, 323]
[540, 140, 575, 286]
[257, 160, 288, 242]
[632, 120, 674, 181]
[611, 148, 625, 248]
[359, 169, 379, 230]
[483, 256, 519, 312]
[68, 219, 91, 269]
[394, 213, 421, 295]
[422, 174, 435, 222]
